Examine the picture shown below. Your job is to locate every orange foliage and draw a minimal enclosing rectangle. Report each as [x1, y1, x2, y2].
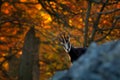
[117, 3, 120, 8]
[0, 37, 5, 41]
[43, 26, 51, 29]
[0, 0, 120, 80]
[2, 62, 9, 71]
[4, 2, 9, 6]
[79, 18, 83, 22]
[20, 0, 27, 2]
[2, 2, 15, 15]
[50, 1, 56, 9]
[3, 9, 9, 14]
[89, 18, 92, 22]
[103, 20, 107, 24]
[35, 4, 42, 10]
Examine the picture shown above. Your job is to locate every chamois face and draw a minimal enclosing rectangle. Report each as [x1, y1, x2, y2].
[58, 32, 71, 52]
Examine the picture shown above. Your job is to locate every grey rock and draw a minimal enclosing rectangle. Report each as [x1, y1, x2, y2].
[51, 40, 120, 80]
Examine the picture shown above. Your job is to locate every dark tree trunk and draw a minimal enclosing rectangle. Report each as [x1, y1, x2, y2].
[0, 0, 3, 12]
[19, 27, 40, 80]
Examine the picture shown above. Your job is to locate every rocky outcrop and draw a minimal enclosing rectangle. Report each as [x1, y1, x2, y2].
[52, 40, 120, 80]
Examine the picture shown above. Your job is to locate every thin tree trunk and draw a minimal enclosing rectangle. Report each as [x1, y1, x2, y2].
[83, 1, 92, 47]
[19, 27, 40, 80]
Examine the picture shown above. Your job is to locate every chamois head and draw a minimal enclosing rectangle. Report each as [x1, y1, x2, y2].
[58, 32, 71, 52]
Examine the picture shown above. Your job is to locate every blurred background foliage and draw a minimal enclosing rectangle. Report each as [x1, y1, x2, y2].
[0, 0, 120, 80]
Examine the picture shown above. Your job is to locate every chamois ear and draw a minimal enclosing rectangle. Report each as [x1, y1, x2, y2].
[58, 32, 64, 45]
[58, 32, 71, 45]
[64, 32, 70, 43]
[67, 34, 70, 42]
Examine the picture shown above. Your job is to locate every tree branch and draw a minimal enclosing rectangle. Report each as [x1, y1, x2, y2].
[95, 18, 119, 42]
[107, 0, 119, 5]
[98, 8, 120, 15]
[89, 0, 108, 43]
[83, 1, 92, 47]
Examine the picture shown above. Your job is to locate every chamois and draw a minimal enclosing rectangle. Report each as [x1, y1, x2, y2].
[58, 33, 87, 62]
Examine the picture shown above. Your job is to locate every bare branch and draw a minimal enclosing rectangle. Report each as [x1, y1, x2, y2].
[95, 18, 119, 42]
[98, 8, 120, 15]
[107, 0, 119, 5]
[1, 0, 38, 4]
[90, 0, 108, 43]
